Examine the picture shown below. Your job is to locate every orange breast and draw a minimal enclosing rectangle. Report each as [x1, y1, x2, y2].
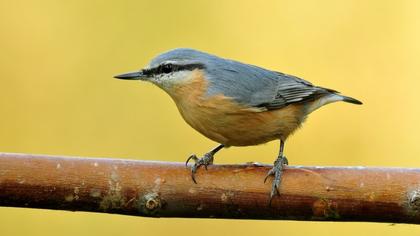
[168, 70, 306, 146]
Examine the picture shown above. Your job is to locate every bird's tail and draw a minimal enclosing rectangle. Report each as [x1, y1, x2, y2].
[341, 95, 363, 105]
[305, 93, 362, 114]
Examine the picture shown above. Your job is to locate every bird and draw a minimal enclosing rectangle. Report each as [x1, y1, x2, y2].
[114, 48, 362, 200]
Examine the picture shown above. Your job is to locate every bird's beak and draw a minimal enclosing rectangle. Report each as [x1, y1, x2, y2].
[114, 71, 145, 80]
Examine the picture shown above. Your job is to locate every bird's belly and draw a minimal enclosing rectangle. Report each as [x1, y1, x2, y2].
[176, 97, 305, 146]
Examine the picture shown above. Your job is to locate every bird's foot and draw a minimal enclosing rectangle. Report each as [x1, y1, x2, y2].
[264, 155, 288, 202]
[185, 152, 215, 184]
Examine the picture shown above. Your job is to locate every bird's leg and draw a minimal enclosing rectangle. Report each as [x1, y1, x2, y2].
[264, 140, 288, 201]
[185, 144, 225, 183]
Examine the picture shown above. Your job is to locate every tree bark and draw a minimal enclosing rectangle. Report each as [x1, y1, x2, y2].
[0, 152, 420, 223]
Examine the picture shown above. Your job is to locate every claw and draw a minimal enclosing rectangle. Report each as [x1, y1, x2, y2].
[185, 154, 198, 167]
[185, 152, 214, 184]
[265, 155, 288, 203]
[264, 168, 275, 183]
[190, 166, 198, 184]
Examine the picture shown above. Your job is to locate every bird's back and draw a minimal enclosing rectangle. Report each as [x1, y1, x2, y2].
[198, 51, 347, 112]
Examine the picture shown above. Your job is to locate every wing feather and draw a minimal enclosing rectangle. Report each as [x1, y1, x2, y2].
[205, 58, 335, 110]
[251, 72, 332, 110]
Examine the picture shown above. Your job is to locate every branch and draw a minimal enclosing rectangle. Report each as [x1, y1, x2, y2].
[0, 152, 419, 223]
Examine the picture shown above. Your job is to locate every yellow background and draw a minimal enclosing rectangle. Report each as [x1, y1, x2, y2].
[1, 0, 420, 235]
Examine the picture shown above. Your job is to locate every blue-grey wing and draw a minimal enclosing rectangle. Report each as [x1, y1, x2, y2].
[206, 59, 333, 110]
[254, 72, 336, 110]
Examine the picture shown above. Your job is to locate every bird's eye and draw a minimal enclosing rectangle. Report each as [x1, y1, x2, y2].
[161, 64, 173, 74]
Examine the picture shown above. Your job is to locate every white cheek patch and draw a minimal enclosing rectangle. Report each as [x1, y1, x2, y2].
[153, 71, 194, 89]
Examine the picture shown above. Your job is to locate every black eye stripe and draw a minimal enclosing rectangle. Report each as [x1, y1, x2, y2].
[142, 63, 205, 76]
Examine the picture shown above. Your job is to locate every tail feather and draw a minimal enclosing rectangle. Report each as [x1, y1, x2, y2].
[341, 95, 363, 105]
[306, 93, 362, 114]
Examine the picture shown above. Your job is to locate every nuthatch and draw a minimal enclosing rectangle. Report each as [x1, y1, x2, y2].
[115, 48, 362, 199]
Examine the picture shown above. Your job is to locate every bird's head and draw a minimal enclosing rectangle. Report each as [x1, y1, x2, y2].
[114, 48, 216, 91]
